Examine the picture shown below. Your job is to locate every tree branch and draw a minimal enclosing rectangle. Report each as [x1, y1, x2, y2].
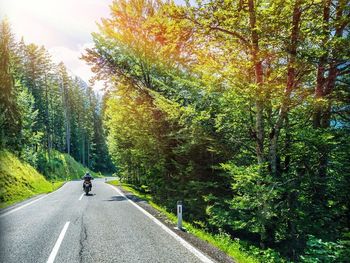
[208, 26, 251, 47]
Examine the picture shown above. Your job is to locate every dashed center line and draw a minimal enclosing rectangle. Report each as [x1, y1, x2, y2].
[47, 221, 70, 263]
[78, 193, 84, 201]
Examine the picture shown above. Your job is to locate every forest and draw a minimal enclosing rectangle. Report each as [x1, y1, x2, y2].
[0, 19, 114, 177]
[83, 0, 350, 261]
[1, 0, 350, 262]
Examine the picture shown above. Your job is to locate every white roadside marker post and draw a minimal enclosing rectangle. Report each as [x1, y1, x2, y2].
[177, 200, 183, 230]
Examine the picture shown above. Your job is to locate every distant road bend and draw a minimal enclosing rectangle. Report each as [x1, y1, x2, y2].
[0, 179, 215, 263]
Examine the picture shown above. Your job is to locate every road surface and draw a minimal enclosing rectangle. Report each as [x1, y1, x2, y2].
[0, 179, 213, 263]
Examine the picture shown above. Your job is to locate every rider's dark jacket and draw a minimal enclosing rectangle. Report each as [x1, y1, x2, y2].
[83, 174, 93, 181]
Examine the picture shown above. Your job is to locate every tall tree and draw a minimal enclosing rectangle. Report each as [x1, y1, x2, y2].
[0, 19, 21, 150]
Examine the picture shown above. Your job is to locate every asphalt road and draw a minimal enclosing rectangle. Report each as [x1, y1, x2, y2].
[0, 179, 212, 263]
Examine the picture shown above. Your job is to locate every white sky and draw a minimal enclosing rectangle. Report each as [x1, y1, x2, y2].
[0, 0, 111, 92]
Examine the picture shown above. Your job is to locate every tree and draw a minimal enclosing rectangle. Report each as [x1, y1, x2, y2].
[0, 19, 21, 150]
[84, 0, 349, 260]
[16, 82, 42, 165]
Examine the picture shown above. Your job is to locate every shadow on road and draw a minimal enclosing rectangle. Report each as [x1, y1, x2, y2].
[104, 196, 127, 201]
[103, 195, 147, 204]
[85, 193, 96, 197]
[124, 195, 148, 203]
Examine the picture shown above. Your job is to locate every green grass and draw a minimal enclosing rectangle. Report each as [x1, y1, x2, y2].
[0, 149, 99, 209]
[40, 150, 100, 180]
[0, 150, 65, 209]
[107, 179, 259, 263]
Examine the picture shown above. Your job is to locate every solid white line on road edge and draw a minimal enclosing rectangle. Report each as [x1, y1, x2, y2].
[0, 183, 68, 218]
[107, 184, 215, 263]
[0, 195, 46, 218]
[47, 221, 70, 263]
[79, 193, 84, 200]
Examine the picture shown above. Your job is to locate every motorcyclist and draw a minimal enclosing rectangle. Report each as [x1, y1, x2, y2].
[82, 171, 93, 191]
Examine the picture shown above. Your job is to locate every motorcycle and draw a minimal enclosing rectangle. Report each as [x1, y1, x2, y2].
[83, 180, 92, 195]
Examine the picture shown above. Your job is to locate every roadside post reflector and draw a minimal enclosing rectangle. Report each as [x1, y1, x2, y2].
[177, 200, 183, 230]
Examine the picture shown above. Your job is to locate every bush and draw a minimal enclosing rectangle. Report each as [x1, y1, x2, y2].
[300, 235, 350, 263]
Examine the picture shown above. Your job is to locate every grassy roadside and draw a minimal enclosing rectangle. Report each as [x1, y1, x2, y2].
[0, 181, 65, 209]
[0, 180, 66, 209]
[107, 179, 259, 263]
[0, 150, 68, 209]
[0, 146, 105, 209]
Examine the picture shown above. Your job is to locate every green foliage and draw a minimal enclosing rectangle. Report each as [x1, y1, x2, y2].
[0, 150, 62, 208]
[16, 82, 42, 166]
[107, 180, 261, 263]
[37, 150, 99, 180]
[0, 148, 97, 208]
[221, 164, 280, 238]
[301, 235, 350, 263]
[1, 0, 349, 261]
[0, 18, 114, 174]
[0, 19, 21, 150]
[86, 0, 349, 261]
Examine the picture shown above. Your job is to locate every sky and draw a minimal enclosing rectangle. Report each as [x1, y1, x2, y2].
[0, 0, 112, 92]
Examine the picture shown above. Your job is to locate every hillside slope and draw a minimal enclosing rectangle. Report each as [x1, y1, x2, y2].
[0, 150, 99, 208]
[39, 150, 99, 180]
[0, 150, 57, 208]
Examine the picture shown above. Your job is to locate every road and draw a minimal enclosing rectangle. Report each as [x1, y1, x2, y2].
[0, 179, 213, 263]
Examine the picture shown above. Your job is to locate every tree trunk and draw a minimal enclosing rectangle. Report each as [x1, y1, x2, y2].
[82, 132, 85, 166]
[313, 0, 346, 181]
[61, 77, 70, 155]
[270, 0, 302, 176]
[248, 0, 265, 165]
[284, 117, 291, 173]
[87, 138, 90, 168]
[313, 0, 331, 128]
[44, 73, 51, 158]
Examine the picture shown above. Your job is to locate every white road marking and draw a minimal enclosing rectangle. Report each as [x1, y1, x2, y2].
[0, 195, 47, 218]
[47, 221, 70, 263]
[107, 184, 215, 263]
[79, 193, 84, 200]
[0, 183, 67, 218]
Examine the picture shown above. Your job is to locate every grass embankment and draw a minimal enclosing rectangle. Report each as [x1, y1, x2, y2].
[107, 179, 259, 263]
[0, 150, 99, 209]
[40, 150, 99, 180]
[0, 150, 64, 208]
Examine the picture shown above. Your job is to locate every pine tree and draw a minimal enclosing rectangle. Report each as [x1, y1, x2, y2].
[0, 19, 21, 150]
